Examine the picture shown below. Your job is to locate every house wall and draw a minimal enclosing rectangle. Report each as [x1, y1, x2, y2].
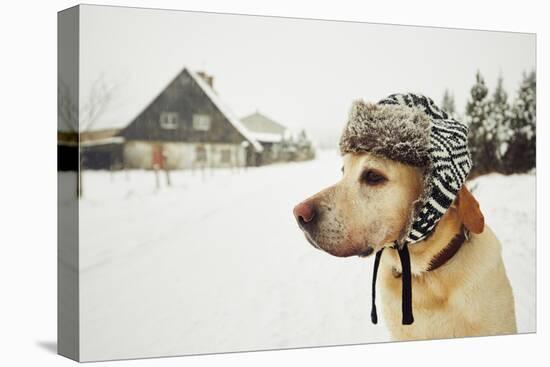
[123, 141, 246, 170]
[81, 143, 124, 170]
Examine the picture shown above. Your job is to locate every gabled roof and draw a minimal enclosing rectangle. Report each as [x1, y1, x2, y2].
[186, 69, 263, 152]
[241, 112, 287, 143]
[241, 112, 287, 135]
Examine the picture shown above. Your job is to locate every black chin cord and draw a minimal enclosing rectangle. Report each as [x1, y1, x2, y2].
[397, 244, 414, 325]
[370, 248, 384, 324]
[370, 243, 414, 325]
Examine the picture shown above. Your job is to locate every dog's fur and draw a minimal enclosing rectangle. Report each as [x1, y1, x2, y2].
[294, 152, 517, 340]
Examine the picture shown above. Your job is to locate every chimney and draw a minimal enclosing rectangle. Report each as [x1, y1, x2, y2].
[196, 71, 214, 89]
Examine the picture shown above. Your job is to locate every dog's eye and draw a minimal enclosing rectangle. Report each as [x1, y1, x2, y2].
[361, 170, 387, 185]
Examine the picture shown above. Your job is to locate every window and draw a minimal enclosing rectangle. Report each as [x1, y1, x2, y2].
[193, 114, 211, 131]
[160, 112, 178, 129]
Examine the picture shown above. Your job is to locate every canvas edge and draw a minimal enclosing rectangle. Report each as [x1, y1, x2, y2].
[57, 4, 80, 362]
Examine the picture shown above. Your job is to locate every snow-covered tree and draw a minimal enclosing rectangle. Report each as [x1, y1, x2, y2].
[441, 89, 456, 116]
[490, 75, 511, 167]
[502, 70, 536, 173]
[465, 71, 497, 175]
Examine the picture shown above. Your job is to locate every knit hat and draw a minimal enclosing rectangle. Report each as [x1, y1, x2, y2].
[339, 93, 473, 325]
[340, 93, 472, 246]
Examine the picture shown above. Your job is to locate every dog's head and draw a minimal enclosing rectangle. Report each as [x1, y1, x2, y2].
[294, 96, 477, 257]
[293, 152, 424, 257]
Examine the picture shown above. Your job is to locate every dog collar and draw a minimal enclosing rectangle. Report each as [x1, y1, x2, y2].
[392, 226, 469, 275]
[426, 226, 468, 272]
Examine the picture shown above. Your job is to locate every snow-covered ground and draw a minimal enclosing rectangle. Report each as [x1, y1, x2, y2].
[73, 150, 536, 361]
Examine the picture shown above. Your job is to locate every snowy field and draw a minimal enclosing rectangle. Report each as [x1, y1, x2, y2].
[71, 150, 535, 361]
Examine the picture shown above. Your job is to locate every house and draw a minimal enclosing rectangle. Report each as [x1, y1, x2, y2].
[240, 112, 316, 164]
[66, 67, 315, 171]
[240, 111, 289, 164]
[119, 68, 263, 170]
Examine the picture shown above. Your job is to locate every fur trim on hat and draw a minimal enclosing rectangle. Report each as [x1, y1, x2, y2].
[339, 101, 432, 167]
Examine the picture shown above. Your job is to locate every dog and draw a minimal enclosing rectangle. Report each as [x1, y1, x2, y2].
[293, 151, 517, 340]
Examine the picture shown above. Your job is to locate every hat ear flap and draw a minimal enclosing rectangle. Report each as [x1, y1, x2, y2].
[456, 186, 484, 234]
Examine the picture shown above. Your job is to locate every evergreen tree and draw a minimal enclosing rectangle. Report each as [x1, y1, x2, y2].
[490, 75, 511, 169]
[502, 70, 536, 173]
[465, 71, 496, 175]
[441, 89, 456, 116]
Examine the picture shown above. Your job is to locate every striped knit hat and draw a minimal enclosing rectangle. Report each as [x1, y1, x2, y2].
[340, 93, 472, 246]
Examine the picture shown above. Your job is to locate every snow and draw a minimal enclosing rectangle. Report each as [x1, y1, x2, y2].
[72, 150, 535, 361]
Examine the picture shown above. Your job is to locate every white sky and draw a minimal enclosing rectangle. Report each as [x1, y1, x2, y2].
[79, 4, 535, 146]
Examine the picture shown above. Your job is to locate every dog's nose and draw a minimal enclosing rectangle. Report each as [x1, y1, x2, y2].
[293, 202, 316, 224]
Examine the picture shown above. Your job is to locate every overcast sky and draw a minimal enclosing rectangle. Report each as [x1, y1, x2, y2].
[79, 5, 535, 146]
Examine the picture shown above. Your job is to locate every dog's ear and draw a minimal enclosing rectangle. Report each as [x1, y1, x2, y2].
[456, 186, 484, 234]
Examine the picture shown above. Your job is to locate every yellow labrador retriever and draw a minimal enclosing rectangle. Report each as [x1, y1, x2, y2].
[293, 151, 517, 340]
[295, 95, 518, 340]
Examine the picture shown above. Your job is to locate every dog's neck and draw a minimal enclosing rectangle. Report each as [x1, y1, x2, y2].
[388, 205, 465, 275]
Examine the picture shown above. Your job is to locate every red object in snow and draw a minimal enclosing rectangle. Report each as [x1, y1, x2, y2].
[152, 144, 164, 169]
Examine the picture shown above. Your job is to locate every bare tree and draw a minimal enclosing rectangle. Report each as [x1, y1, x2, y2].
[80, 76, 117, 131]
[58, 75, 117, 197]
[58, 80, 78, 131]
